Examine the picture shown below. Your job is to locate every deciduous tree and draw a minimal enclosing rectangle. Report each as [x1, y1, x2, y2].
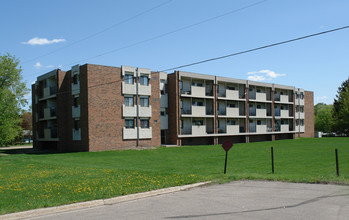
[0, 53, 28, 146]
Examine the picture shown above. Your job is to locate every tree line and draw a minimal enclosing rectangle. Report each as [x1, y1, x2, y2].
[315, 77, 349, 136]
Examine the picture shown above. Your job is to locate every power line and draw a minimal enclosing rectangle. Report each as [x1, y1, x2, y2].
[22, 0, 172, 64]
[24, 24, 349, 100]
[64, 0, 268, 67]
[160, 25, 349, 72]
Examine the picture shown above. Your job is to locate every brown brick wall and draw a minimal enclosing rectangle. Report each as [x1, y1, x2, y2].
[300, 90, 314, 138]
[166, 72, 180, 145]
[86, 64, 160, 151]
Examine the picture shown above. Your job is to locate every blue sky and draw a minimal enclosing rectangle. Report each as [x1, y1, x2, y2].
[1, 0, 349, 109]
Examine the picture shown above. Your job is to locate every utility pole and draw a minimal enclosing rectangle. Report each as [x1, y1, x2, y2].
[136, 68, 139, 147]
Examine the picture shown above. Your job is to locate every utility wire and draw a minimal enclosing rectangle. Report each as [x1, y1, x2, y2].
[160, 25, 349, 72]
[24, 24, 349, 101]
[64, 0, 268, 67]
[22, 0, 172, 64]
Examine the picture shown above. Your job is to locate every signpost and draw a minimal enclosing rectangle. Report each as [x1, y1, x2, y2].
[222, 140, 233, 174]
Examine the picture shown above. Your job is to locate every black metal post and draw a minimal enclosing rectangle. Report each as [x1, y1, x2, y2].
[271, 147, 274, 174]
[224, 152, 228, 174]
[335, 149, 339, 176]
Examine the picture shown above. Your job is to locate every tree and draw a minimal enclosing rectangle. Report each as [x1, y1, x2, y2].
[333, 77, 349, 136]
[314, 103, 333, 133]
[0, 53, 28, 146]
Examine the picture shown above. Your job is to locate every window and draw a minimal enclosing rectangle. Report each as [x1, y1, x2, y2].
[300, 106, 304, 112]
[140, 75, 149, 86]
[257, 120, 262, 125]
[160, 111, 165, 116]
[192, 82, 203, 87]
[180, 100, 183, 109]
[300, 92, 304, 99]
[192, 101, 203, 106]
[227, 86, 235, 90]
[124, 96, 134, 106]
[140, 119, 149, 128]
[227, 103, 235, 108]
[161, 90, 165, 95]
[74, 96, 80, 107]
[124, 74, 133, 84]
[300, 120, 304, 126]
[180, 81, 183, 90]
[227, 120, 236, 125]
[193, 120, 204, 126]
[73, 74, 79, 84]
[257, 105, 261, 109]
[125, 119, 134, 128]
[181, 120, 183, 129]
[257, 88, 261, 93]
[217, 84, 220, 93]
[74, 120, 80, 130]
[140, 97, 149, 107]
[249, 88, 253, 92]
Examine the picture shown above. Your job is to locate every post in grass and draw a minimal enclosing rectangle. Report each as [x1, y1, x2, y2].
[222, 140, 233, 174]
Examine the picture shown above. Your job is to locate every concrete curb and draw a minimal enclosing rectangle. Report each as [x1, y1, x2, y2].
[0, 181, 211, 220]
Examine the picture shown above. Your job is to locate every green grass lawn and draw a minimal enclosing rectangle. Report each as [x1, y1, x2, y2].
[0, 137, 348, 215]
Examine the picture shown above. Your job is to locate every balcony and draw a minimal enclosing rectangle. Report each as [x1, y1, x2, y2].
[281, 124, 289, 132]
[122, 82, 136, 94]
[40, 86, 57, 100]
[123, 105, 137, 117]
[138, 84, 151, 96]
[192, 125, 206, 136]
[41, 107, 56, 120]
[72, 105, 80, 118]
[72, 128, 81, 141]
[122, 105, 152, 117]
[123, 127, 152, 139]
[295, 112, 305, 119]
[280, 110, 289, 118]
[227, 125, 239, 134]
[296, 98, 304, 106]
[226, 90, 239, 100]
[227, 107, 239, 117]
[256, 109, 266, 117]
[256, 92, 266, 102]
[256, 125, 267, 133]
[139, 105, 152, 117]
[296, 125, 305, 133]
[280, 95, 289, 103]
[191, 86, 205, 98]
[39, 128, 58, 141]
[191, 106, 206, 117]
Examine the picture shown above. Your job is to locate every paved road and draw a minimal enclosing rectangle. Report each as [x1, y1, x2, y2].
[31, 181, 349, 220]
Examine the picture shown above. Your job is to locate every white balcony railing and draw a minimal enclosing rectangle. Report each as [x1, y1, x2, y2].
[226, 107, 239, 117]
[139, 105, 152, 117]
[226, 90, 239, 100]
[280, 95, 289, 103]
[281, 124, 289, 132]
[256, 92, 266, 102]
[191, 86, 206, 98]
[123, 127, 152, 139]
[256, 109, 267, 117]
[256, 125, 267, 133]
[191, 106, 206, 117]
[295, 112, 305, 119]
[191, 125, 206, 135]
[226, 125, 239, 134]
[280, 110, 289, 118]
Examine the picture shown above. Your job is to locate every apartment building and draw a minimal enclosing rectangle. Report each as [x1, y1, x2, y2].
[32, 64, 314, 152]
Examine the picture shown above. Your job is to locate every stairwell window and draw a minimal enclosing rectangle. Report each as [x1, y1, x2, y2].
[74, 96, 80, 107]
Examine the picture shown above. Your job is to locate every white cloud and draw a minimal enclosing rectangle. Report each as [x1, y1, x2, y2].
[34, 62, 42, 68]
[316, 96, 328, 101]
[247, 69, 286, 81]
[22, 37, 66, 45]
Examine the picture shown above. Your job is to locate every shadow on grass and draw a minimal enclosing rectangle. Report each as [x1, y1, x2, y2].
[0, 147, 59, 155]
